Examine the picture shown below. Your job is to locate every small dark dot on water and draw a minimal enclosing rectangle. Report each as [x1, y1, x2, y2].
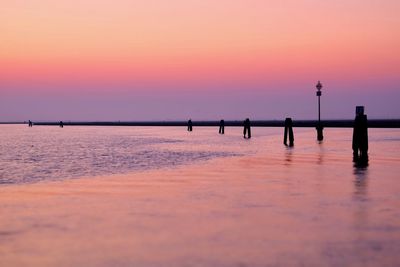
[371, 244, 383, 251]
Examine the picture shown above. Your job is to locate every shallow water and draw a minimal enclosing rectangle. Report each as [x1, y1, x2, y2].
[0, 126, 400, 266]
[0, 125, 249, 184]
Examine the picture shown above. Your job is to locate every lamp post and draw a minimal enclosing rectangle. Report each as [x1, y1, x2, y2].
[316, 81, 323, 141]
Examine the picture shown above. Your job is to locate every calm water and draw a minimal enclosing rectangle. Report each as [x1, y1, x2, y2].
[0, 125, 249, 184]
[1, 125, 400, 184]
[1, 125, 400, 266]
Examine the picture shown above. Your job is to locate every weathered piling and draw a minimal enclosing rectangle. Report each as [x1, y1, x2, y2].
[59, 121, 64, 128]
[187, 119, 193, 132]
[243, 118, 251, 139]
[316, 125, 323, 141]
[352, 106, 368, 162]
[284, 118, 294, 146]
[219, 120, 225, 134]
[28, 120, 33, 127]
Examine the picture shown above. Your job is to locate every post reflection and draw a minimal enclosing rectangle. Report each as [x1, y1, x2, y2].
[284, 146, 293, 166]
[317, 142, 325, 165]
[353, 160, 369, 239]
[353, 162, 369, 200]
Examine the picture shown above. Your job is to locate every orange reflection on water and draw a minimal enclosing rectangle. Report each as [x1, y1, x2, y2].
[1, 128, 400, 266]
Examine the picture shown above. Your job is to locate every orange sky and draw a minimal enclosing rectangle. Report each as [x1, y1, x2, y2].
[1, 0, 400, 120]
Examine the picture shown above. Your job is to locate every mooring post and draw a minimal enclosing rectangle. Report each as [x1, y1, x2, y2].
[59, 121, 64, 128]
[219, 119, 225, 134]
[316, 125, 323, 141]
[243, 118, 251, 139]
[187, 119, 193, 132]
[284, 118, 294, 146]
[352, 106, 368, 162]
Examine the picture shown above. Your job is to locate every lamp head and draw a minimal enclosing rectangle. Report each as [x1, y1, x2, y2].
[316, 81, 322, 91]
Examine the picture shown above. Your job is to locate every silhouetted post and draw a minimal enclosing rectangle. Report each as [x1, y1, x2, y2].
[187, 119, 193, 132]
[316, 81, 324, 141]
[284, 118, 294, 146]
[243, 118, 251, 139]
[352, 106, 368, 162]
[219, 119, 225, 134]
[28, 120, 33, 127]
[59, 121, 64, 128]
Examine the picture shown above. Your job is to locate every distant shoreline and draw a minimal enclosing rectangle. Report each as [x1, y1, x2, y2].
[1, 119, 400, 128]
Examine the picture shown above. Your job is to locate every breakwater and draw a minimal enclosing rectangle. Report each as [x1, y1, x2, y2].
[4, 119, 400, 128]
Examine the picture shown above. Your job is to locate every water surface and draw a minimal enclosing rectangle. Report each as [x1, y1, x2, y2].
[0, 126, 399, 266]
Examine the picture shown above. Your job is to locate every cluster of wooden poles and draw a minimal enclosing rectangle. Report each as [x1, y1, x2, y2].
[27, 110, 370, 164]
[187, 113, 368, 163]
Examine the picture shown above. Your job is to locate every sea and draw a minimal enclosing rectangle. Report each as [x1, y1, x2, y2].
[0, 125, 399, 185]
[1, 125, 400, 266]
[0, 125, 244, 184]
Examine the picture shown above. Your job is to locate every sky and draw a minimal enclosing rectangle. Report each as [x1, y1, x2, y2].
[1, 0, 400, 121]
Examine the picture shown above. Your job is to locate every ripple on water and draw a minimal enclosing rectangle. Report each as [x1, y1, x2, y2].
[0, 127, 239, 184]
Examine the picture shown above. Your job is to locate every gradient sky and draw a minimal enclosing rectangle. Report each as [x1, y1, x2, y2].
[1, 0, 400, 121]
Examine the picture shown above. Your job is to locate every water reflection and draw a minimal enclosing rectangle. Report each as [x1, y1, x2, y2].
[0, 126, 240, 184]
[284, 147, 293, 166]
[353, 154, 369, 169]
[353, 161, 369, 239]
[353, 162, 369, 200]
[317, 142, 325, 165]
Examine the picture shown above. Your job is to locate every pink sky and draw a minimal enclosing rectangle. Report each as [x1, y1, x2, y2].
[1, 0, 400, 121]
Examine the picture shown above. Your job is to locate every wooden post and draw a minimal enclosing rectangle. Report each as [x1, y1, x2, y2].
[243, 118, 251, 139]
[316, 125, 323, 141]
[219, 120, 225, 134]
[352, 106, 368, 162]
[284, 118, 294, 146]
[187, 119, 193, 132]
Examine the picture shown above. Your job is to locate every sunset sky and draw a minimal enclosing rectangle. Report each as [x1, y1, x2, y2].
[1, 0, 399, 121]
